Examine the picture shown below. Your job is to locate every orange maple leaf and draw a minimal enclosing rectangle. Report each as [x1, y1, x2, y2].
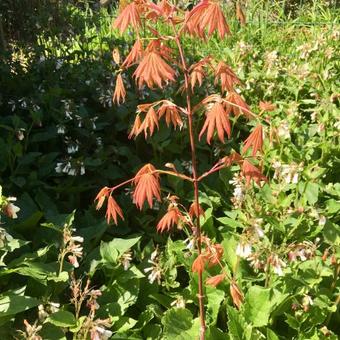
[133, 51, 175, 89]
[157, 102, 183, 129]
[206, 273, 226, 287]
[192, 254, 207, 274]
[157, 205, 183, 233]
[112, 74, 126, 105]
[122, 38, 143, 69]
[138, 106, 159, 138]
[105, 196, 124, 225]
[113, 2, 141, 34]
[199, 102, 231, 144]
[133, 164, 161, 209]
[215, 61, 240, 92]
[128, 115, 142, 139]
[259, 101, 276, 112]
[189, 202, 205, 219]
[242, 124, 264, 156]
[94, 186, 111, 210]
[242, 159, 267, 186]
[186, 1, 230, 39]
[225, 91, 252, 119]
[206, 243, 224, 267]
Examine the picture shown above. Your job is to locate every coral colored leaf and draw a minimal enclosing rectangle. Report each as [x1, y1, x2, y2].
[105, 196, 124, 225]
[157, 206, 183, 233]
[242, 160, 267, 186]
[199, 102, 231, 144]
[113, 2, 141, 34]
[206, 274, 225, 287]
[138, 107, 159, 138]
[112, 74, 126, 105]
[133, 51, 175, 89]
[133, 164, 161, 210]
[242, 124, 264, 156]
[192, 254, 206, 274]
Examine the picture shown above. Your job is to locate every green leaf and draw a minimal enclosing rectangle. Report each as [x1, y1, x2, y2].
[323, 221, 340, 245]
[143, 323, 162, 339]
[0, 289, 39, 317]
[100, 236, 141, 264]
[266, 329, 279, 340]
[113, 317, 137, 333]
[40, 323, 67, 340]
[206, 326, 228, 340]
[47, 310, 77, 328]
[162, 308, 200, 340]
[217, 217, 240, 229]
[206, 287, 224, 325]
[304, 182, 319, 205]
[221, 236, 238, 273]
[244, 286, 287, 327]
[227, 305, 246, 340]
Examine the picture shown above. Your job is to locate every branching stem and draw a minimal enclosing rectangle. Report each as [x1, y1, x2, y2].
[170, 21, 206, 340]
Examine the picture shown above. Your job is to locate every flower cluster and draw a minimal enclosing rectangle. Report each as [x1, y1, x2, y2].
[144, 248, 163, 284]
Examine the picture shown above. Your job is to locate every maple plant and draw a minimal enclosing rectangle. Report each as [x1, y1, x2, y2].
[96, 1, 268, 338]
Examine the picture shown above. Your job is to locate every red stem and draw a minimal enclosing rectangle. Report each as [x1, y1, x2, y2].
[171, 22, 206, 340]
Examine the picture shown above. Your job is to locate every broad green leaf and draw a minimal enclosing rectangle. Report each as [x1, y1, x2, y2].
[221, 236, 238, 273]
[162, 308, 200, 340]
[206, 287, 224, 325]
[217, 217, 240, 229]
[323, 221, 340, 245]
[267, 329, 279, 340]
[143, 323, 162, 339]
[113, 317, 137, 333]
[1, 238, 29, 253]
[0, 290, 39, 317]
[206, 326, 228, 340]
[227, 305, 246, 340]
[100, 236, 141, 264]
[40, 323, 67, 340]
[304, 182, 319, 205]
[244, 286, 287, 327]
[47, 310, 77, 328]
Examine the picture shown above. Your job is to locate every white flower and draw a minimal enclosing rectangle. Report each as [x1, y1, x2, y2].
[171, 296, 186, 308]
[68, 168, 77, 176]
[236, 242, 252, 258]
[94, 326, 113, 340]
[67, 144, 79, 154]
[277, 121, 290, 139]
[302, 295, 313, 307]
[71, 236, 84, 243]
[4, 203, 20, 219]
[150, 249, 158, 261]
[255, 226, 264, 238]
[55, 162, 63, 173]
[56, 59, 63, 70]
[271, 255, 286, 276]
[68, 255, 79, 268]
[49, 302, 60, 313]
[318, 215, 326, 226]
[57, 125, 65, 134]
[120, 251, 132, 270]
[184, 238, 195, 251]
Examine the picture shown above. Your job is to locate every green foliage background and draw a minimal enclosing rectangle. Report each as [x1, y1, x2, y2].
[0, 0, 339, 339]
